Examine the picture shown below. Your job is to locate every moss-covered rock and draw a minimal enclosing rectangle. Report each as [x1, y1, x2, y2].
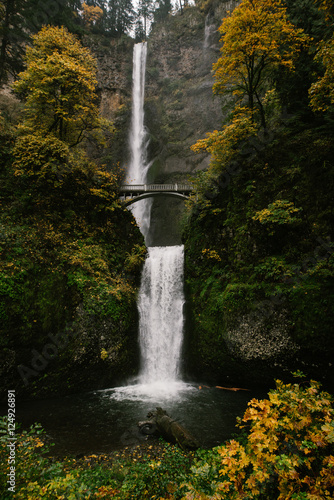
[0, 116, 145, 400]
[183, 128, 334, 389]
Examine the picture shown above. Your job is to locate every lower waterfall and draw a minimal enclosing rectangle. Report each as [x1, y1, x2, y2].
[138, 245, 185, 384]
[110, 244, 190, 400]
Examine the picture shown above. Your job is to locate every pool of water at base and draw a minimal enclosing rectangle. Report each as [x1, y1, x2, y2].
[9, 381, 268, 457]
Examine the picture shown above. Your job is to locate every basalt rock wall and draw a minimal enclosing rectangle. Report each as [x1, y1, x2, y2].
[91, 5, 240, 245]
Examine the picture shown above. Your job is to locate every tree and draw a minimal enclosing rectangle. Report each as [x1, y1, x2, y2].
[0, 0, 27, 84]
[177, 0, 188, 15]
[82, 1, 104, 27]
[213, 0, 308, 128]
[153, 0, 172, 23]
[134, 18, 145, 41]
[13, 25, 102, 146]
[0, 0, 82, 85]
[137, 0, 154, 38]
[185, 378, 334, 499]
[106, 0, 135, 36]
[307, 0, 334, 114]
[309, 34, 334, 112]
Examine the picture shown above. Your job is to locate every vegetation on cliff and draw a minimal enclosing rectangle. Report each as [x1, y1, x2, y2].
[0, 26, 145, 398]
[183, 0, 334, 387]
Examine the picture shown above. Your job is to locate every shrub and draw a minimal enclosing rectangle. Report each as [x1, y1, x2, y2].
[184, 376, 334, 499]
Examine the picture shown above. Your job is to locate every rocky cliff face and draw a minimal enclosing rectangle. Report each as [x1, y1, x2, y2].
[144, 6, 227, 245]
[90, 4, 241, 245]
[145, 3, 240, 181]
[145, 8, 221, 181]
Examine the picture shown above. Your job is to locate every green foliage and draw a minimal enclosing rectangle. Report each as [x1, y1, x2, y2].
[120, 442, 192, 498]
[252, 199, 303, 235]
[252, 257, 295, 282]
[0, 417, 61, 499]
[184, 125, 334, 382]
[124, 244, 147, 272]
[0, 419, 193, 499]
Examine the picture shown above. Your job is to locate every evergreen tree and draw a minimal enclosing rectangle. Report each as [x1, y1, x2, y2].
[0, 0, 82, 85]
[134, 17, 145, 41]
[0, 0, 27, 84]
[137, 0, 154, 38]
[106, 0, 135, 36]
[153, 0, 172, 22]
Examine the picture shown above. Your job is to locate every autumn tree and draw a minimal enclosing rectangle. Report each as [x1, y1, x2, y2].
[82, 1, 103, 27]
[213, 0, 308, 128]
[13, 25, 102, 146]
[308, 0, 334, 113]
[309, 35, 334, 112]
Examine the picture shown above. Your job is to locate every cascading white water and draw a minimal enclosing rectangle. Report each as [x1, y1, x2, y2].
[126, 42, 152, 240]
[113, 42, 191, 400]
[138, 245, 185, 383]
[203, 13, 216, 50]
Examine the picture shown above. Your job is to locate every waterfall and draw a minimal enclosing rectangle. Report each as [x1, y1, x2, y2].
[203, 13, 216, 50]
[126, 42, 152, 241]
[138, 245, 185, 384]
[115, 42, 189, 400]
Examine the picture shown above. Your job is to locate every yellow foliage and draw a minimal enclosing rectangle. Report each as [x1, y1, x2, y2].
[213, 0, 308, 114]
[186, 378, 334, 499]
[252, 200, 302, 231]
[202, 249, 221, 261]
[191, 107, 257, 174]
[13, 26, 104, 146]
[100, 348, 108, 360]
[82, 2, 103, 27]
[309, 35, 334, 113]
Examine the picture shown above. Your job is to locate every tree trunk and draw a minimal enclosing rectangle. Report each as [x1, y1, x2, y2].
[138, 407, 199, 450]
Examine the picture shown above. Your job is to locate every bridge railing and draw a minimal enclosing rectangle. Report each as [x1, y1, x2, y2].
[120, 184, 193, 193]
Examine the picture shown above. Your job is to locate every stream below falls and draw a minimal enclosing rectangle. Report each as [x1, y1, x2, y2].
[13, 382, 267, 456]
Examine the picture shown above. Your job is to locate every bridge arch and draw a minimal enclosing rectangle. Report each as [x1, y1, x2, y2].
[123, 191, 189, 207]
[119, 183, 193, 207]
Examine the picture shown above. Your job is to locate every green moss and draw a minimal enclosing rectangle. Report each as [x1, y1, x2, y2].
[183, 128, 334, 386]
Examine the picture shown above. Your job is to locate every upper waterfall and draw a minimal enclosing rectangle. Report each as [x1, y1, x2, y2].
[127, 42, 148, 182]
[126, 42, 152, 241]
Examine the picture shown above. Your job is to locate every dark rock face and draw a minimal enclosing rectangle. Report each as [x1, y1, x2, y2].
[90, 7, 228, 245]
[144, 8, 223, 245]
[145, 8, 222, 181]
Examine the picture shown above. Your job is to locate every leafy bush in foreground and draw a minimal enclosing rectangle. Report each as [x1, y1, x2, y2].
[185, 376, 334, 499]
